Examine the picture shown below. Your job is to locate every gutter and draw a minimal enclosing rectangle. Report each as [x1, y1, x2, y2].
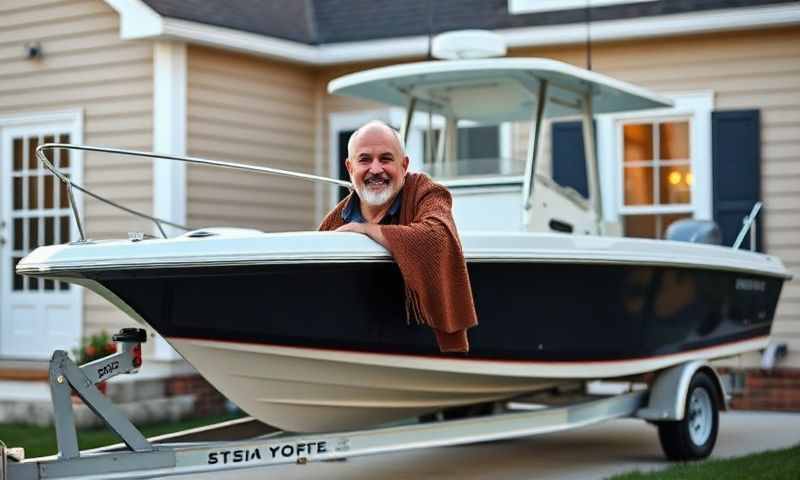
[105, 1, 800, 65]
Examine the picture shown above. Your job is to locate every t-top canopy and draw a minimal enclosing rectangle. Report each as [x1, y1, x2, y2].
[328, 58, 673, 122]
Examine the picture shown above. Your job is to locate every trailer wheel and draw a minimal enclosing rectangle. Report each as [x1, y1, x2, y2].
[657, 371, 719, 461]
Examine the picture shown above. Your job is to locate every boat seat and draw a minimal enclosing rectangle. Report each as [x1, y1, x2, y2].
[665, 219, 722, 245]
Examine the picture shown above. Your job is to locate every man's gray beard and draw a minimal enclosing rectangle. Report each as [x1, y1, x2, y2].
[357, 183, 395, 206]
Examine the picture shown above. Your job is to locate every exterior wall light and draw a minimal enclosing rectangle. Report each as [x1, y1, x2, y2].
[25, 41, 43, 60]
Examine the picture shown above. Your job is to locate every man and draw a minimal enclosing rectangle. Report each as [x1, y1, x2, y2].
[319, 121, 478, 352]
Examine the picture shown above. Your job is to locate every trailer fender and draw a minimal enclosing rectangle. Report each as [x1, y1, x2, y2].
[636, 361, 728, 421]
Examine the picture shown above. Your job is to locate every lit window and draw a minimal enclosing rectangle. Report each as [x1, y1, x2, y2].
[620, 119, 693, 238]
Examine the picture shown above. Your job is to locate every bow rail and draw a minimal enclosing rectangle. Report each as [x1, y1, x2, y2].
[35, 144, 353, 242]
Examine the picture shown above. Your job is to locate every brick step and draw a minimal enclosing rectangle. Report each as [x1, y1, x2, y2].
[731, 398, 800, 411]
[745, 376, 800, 389]
[0, 369, 48, 381]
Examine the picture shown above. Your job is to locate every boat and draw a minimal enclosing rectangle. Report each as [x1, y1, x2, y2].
[16, 53, 791, 433]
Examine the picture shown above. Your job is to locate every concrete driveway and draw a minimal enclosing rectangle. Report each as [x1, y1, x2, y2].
[183, 411, 800, 480]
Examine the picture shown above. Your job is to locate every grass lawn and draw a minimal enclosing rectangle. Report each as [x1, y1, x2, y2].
[0, 412, 242, 459]
[610, 444, 800, 480]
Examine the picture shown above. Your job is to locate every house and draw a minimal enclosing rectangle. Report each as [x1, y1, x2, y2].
[1, 0, 798, 422]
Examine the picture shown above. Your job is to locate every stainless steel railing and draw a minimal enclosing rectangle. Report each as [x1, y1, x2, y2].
[35, 144, 353, 242]
[732, 201, 762, 251]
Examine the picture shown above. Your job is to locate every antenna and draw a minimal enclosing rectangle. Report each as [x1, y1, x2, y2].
[585, 0, 592, 71]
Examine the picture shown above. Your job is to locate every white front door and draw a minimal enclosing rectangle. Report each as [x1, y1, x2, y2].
[0, 115, 82, 359]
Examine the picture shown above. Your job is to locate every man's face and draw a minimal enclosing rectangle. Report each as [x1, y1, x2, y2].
[346, 126, 409, 207]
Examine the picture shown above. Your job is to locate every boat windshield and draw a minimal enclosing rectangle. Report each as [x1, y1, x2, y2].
[416, 116, 528, 182]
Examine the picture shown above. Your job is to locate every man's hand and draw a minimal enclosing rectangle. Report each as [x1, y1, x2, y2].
[334, 223, 390, 250]
[335, 223, 366, 234]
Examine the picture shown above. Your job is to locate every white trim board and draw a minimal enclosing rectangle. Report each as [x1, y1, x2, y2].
[509, 0, 657, 15]
[104, 2, 800, 65]
[152, 41, 187, 361]
[152, 41, 187, 238]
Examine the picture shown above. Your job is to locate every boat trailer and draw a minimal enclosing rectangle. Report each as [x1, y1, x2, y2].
[1, 329, 729, 479]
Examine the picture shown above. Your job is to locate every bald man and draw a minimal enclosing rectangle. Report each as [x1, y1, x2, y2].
[319, 121, 478, 353]
[330, 121, 409, 247]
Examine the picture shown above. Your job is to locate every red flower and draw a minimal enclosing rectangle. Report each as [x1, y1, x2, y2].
[85, 345, 97, 358]
[105, 342, 117, 354]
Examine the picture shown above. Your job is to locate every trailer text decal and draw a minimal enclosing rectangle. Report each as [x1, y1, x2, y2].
[207, 441, 329, 465]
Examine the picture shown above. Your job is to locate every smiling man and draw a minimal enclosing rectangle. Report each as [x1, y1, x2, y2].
[319, 121, 478, 353]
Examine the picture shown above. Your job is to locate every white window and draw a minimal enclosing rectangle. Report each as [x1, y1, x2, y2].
[596, 91, 714, 239]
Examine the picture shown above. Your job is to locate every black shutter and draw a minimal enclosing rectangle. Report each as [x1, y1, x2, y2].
[551, 121, 589, 199]
[712, 110, 762, 251]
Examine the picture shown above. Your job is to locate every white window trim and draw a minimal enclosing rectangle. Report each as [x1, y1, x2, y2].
[0, 109, 85, 357]
[596, 91, 714, 225]
[509, 0, 657, 15]
[152, 41, 187, 361]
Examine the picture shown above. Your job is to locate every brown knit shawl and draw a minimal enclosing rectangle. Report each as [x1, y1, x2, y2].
[318, 173, 478, 352]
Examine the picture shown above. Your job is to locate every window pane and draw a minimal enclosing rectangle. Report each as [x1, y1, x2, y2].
[43, 135, 55, 165]
[623, 124, 653, 163]
[29, 218, 39, 250]
[28, 276, 38, 291]
[28, 176, 38, 209]
[13, 177, 23, 210]
[44, 279, 55, 291]
[457, 126, 501, 175]
[60, 216, 70, 244]
[45, 175, 54, 208]
[659, 165, 692, 205]
[13, 138, 23, 171]
[624, 215, 657, 238]
[624, 166, 654, 205]
[28, 137, 39, 170]
[60, 175, 70, 208]
[13, 219, 23, 250]
[660, 122, 689, 160]
[12, 257, 23, 291]
[45, 217, 54, 245]
[59, 134, 71, 168]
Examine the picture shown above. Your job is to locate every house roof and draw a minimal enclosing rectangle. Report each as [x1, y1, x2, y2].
[107, 0, 800, 64]
[140, 0, 798, 45]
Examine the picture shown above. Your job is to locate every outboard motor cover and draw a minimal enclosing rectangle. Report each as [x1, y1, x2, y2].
[665, 219, 722, 245]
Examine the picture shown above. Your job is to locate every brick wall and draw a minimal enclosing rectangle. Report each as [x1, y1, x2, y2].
[165, 374, 230, 417]
[729, 369, 800, 411]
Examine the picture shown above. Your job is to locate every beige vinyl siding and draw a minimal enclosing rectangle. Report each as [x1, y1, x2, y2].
[0, 0, 154, 340]
[186, 46, 317, 232]
[508, 26, 800, 368]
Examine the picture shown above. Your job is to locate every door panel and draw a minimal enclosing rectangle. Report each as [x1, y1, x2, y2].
[1, 126, 81, 359]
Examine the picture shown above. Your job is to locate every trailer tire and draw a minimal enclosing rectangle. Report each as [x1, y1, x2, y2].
[657, 371, 719, 461]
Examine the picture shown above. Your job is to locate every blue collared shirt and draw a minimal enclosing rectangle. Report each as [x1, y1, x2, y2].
[341, 192, 403, 225]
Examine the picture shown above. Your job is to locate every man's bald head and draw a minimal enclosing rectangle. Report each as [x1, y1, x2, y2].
[345, 120, 409, 208]
[347, 121, 405, 159]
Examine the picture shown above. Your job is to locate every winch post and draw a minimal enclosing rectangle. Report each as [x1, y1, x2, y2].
[48, 328, 152, 459]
